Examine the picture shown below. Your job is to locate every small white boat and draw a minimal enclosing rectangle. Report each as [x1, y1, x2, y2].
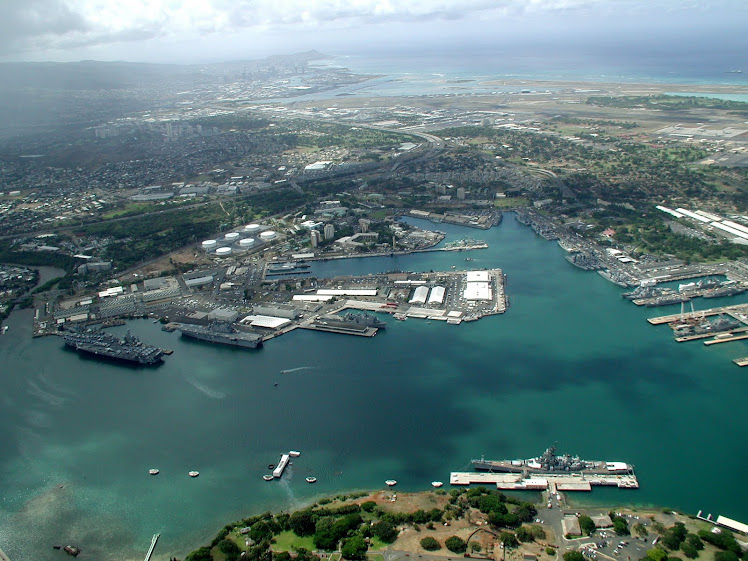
[305, 476, 317, 483]
[385, 479, 397, 487]
[149, 468, 160, 475]
[289, 450, 301, 457]
[189, 471, 200, 477]
[263, 475, 274, 481]
[431, 481, 443, 488]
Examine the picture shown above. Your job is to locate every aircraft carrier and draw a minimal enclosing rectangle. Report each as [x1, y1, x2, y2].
[472, 446, 634, 475]
[61, 329, 164, 365]
[176, 322, 263, 349]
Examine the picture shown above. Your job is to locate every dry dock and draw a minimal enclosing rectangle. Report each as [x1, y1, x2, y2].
[449, 472, 638, 490]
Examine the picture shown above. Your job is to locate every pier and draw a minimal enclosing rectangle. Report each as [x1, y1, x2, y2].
[703, 333, 748, 345]
[449, 471, 638, 490]
[647, 303, 748, 325]
[143, 533, 160, 561]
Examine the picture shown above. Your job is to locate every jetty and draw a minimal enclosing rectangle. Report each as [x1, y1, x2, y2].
[143, 533, 159, 561]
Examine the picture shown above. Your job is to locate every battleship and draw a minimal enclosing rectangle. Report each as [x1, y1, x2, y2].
[60, 328, 164, 365]
[176, 322, 263, 349]
[472, 446, 634, 475]
[339, 312, 387, 329]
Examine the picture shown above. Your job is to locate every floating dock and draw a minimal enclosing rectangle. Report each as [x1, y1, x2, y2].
[449, 472, 638, 490]
[273, 454, 290, 478]
[732, 357, 748, 367]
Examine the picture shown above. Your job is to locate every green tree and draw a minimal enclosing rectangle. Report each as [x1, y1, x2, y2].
[546, 547, 556, 556]
[290, 510, 317, 537]
[714, 552, 739, 561]
[500, 532, 519, 549]
[680, 541, 699, 559]
[371, 520, 398, 543]
[647, 548, 667, 561]
[634, 523, 649, 538]
[445, 536, 467, 554]
[186, 547, 213, 561]
[217, 539, 241, 561]
[516, 526, 535, 543]
[361, 501, 377, 512]
[578, 515, 596, 536]
[563, 551, 584, 561]
[341, 536, 368, 560]
[420, 537, 441, 551]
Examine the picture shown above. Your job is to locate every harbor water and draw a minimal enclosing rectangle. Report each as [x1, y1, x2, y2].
[1, 215, 747, 560]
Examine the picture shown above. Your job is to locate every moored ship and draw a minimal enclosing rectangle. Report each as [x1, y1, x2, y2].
[339, 312, 387, 329]
[472, 446, 634, 475]
[176, 322, 263, 349]
[60, 328, 164, 365]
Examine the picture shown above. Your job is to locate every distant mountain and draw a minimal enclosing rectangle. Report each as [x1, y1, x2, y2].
[0, 51, 330, 91]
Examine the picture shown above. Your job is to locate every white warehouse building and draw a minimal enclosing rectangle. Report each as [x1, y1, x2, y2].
[464, 282, 492, 301]
[428, 286, 446, 305]
[409, 285, 430, 304]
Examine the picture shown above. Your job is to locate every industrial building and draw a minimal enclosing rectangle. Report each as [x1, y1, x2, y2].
[409, 285, 430, 304]
[427, 286, 446, 304]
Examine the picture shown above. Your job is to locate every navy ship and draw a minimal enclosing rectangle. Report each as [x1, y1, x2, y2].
[472, 446, 634, 475]
[176, 322, 263, 349]
[61, 328, 164, 365]
[340, 312, 387, 329]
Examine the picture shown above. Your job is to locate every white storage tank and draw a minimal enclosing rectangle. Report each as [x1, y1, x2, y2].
[239, 238, 255, 247]
[224, 232, 240, 241]
[260, 230, 277, 241]
[202, 239, 218, 249]
[244, 224, 261, 234]
[215, 247, 232, 256]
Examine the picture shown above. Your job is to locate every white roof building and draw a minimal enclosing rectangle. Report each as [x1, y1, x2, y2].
[428, 286, 446, 305]
[409, 285, 430, 304]
[240, 315, 291, 329]
[466, 271, 490, 282]
[317, 289, 377, 296]
[463, 282, 492, 301]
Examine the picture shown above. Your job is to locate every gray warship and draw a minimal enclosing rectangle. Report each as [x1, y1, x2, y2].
[176, 322, 263, 349]
[61, 328, 164, 365]
[472, 445, 634, 475]
[340, 312, 387, 329]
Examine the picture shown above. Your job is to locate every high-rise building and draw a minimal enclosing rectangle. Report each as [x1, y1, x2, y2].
[310, 230, 321, 248]
[456, 187, 466, 200]
[359, 218, 371, 233]
[324, 223, 335, 241]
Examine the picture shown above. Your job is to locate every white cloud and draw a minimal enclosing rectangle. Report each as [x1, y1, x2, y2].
[1, 0, 745, 61]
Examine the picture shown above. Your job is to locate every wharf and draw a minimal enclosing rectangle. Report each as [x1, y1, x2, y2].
[704, 333, 748, 346]
[449, 471, 638, 490]
[675, 326, 748, 342]
[647, 303, 748, 325]
[732, 357, 748, 367]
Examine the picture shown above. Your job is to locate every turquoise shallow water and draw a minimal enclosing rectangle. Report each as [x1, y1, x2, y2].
[1, 215, 747, 560]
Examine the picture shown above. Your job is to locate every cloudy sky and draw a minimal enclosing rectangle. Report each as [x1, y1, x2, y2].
[1, 0, 746, 64]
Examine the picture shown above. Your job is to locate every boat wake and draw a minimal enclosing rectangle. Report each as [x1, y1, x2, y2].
[186, 379, 226, 399]
[279, 366, 316, 374]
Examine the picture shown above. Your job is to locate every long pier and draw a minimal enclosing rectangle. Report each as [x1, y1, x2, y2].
[647, 303, 748, 325]
[144, 533, 160, 561]
[704, 333, 748, 346]
[449, 472, 639, 490]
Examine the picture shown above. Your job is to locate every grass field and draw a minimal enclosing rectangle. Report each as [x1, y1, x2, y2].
[272, 531, 316, 552]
